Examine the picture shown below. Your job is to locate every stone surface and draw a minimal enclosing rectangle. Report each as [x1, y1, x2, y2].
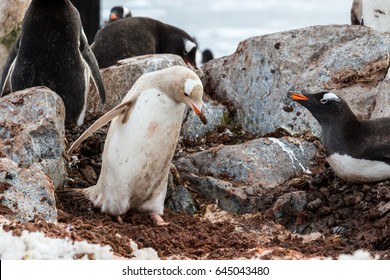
[176, 137, 316, 213]
[272, 191, 307, 220]
[202, 25, 390, 137]
[0, 87, 66, 187]
[165, 184, 197, 214]
[0, 158, 57, 222]
[0, 0, 30, 78]
[181, 99, 228, 140]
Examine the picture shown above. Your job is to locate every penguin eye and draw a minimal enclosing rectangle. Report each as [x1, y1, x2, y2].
[184, 92, 189, 97]
[183, 49, 188, 55]
[320, 98, 328, 104]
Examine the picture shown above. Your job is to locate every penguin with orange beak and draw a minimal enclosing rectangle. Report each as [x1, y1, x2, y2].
[288, 91, 390, 183]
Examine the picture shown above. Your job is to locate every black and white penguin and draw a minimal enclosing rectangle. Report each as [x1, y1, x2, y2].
[91, 17, 197, 69]
[108, 5, 132, 22]
[288, 91, 390, 183]
[67, 66, 207, 225]
[0, 0, 106, 126]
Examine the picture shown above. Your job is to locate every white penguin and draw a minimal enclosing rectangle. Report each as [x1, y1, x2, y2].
[67, 66, 207, 225]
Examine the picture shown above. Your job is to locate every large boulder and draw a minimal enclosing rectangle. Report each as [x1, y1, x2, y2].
[0, 87, 66, 188]
[202, 25, 390, 137]
[0, 0, 30, 78]
[176, 137, 316, 213]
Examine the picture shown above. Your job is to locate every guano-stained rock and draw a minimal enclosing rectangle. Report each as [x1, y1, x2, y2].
[176, 137, 316, 213]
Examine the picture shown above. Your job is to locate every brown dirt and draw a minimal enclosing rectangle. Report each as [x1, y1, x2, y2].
[3, 113, 390, 259]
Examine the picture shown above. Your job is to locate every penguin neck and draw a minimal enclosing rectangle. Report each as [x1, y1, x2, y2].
[320, 111, 361, 156]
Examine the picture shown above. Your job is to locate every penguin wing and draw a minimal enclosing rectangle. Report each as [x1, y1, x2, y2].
[0, 36, 20, 96]
[67, 99, 134, 155]
[360, 145, 390, 165]
[79, 30, 106, 104]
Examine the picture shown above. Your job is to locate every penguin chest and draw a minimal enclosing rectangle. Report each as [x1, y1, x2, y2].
[327, 153, 390, 183]
[100, 90, 185, 207]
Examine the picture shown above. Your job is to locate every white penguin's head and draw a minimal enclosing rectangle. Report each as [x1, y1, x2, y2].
[153, 66, 207, 124]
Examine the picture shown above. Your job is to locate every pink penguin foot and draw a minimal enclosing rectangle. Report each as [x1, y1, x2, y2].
[151, 213, 169, 226]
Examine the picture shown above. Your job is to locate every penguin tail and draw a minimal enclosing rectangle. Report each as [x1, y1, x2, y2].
[55, 187, 93, 209]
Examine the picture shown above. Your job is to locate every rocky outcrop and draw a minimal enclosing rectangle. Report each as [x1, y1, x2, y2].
[0, 0, 30, 78]
[176, 137, 316, 213]
[0, 87, 65, 222]
[202, 25, 390, 137]
[0, 87, 66, 188]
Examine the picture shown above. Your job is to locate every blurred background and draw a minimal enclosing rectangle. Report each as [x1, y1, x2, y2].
[74, 0, 352, 58]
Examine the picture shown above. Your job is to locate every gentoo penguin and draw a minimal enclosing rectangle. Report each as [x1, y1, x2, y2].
[67, 66, 207, 225]
[108, 6, 132, 22]
[288, 91, 390, 183]
[91, 17, 197, 69]
[0, 0, 106, 126]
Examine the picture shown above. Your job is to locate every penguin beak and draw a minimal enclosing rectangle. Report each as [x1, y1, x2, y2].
[288, 92, 310, 101]
[192, 104, 208, 125]
[110, 13, 119, 21]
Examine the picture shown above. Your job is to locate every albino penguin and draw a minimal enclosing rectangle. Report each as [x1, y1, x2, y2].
[67, 66, 207, 225]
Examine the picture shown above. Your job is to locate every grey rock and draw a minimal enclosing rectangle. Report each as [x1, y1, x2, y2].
[202, 25, 390, 137]
[181, 100, 228, 140]
[176, 137, 316, 213]
[165, 185, 197, 214]
[0, 87, 66, 187]
[0, 157, 57, 222]
[272, 191, 307, 220]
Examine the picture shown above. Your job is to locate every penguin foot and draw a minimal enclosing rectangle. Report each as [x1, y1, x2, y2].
[151, 213, 169, 226]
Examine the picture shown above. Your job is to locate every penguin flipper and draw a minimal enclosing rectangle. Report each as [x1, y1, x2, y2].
[67, 99, 134, 155]
[361, 145, 390, 165]
[0, 36, 20, 96]
[79, 30, 106, 104]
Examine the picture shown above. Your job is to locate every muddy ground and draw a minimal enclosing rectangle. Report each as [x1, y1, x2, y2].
[3, 114, 390, 259]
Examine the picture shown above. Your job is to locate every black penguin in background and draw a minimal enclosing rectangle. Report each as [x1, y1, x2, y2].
[201, 49, 214, 64]
[0, 0, 105, 126]
[109, 6, 132, 22]
[288, 91, 390, 183]
[91, 17, 197, 69]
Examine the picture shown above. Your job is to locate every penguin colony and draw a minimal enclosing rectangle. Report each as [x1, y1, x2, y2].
[1, 1, 390, 225]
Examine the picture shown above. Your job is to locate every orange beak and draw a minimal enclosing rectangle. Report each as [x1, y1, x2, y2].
[288, 92, 310, 101]
[110, 13, 119, 21]
[192, 104, 207, 125]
